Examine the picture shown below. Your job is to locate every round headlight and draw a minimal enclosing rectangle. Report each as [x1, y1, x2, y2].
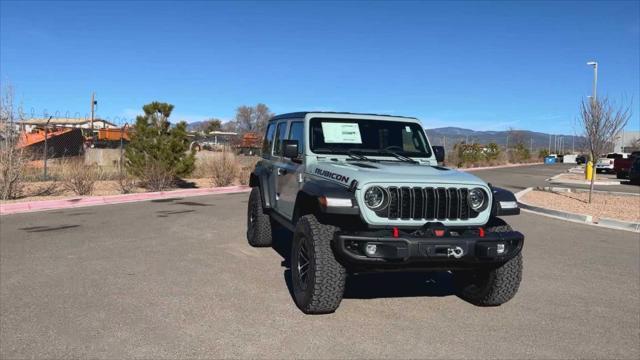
[364, 186, 388, 210]
[468, 188, 486, 211]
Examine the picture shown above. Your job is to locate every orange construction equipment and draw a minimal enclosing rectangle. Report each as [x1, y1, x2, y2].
[16, 127, 84, 157]
[17, 127, 74, 148]
[97, 127, 131, 142]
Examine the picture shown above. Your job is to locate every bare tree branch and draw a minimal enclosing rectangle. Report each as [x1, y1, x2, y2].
[578, 96, 631, 202]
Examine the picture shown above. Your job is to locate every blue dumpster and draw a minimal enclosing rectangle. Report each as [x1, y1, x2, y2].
[544, 156, 556, 164]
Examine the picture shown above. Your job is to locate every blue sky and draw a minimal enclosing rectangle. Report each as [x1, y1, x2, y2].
[1, 0, 638, 134]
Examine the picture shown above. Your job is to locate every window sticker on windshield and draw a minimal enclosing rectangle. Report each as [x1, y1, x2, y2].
[321, 122, 362, 144]
[405, 126, 411, 132]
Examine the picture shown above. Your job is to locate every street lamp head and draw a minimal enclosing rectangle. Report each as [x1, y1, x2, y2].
[587, 61, 598, 66]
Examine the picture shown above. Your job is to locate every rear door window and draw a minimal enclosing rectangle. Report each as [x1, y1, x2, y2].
[262, 123, 276, 157]
[273, 122, 288, 156]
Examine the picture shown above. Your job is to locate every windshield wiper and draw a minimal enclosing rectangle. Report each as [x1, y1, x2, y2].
[314, 147, 378, 162]
[382, 149, 419, 164]
[346, 149, 378, 162]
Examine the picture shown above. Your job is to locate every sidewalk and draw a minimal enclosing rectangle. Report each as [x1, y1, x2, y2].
[1, 185, 251, 216]
[547, 172, 624, 186]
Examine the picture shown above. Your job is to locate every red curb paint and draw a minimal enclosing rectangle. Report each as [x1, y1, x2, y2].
[0, 186, 251, 215]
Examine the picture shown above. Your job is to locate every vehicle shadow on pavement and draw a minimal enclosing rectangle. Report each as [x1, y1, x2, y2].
[271, 227, 456, 300]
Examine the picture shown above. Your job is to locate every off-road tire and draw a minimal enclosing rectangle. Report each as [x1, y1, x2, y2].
[454, 219, 523, 306]
[247, 187, 272, 247]
[291, 215, 346, 314]
[616, 171, 627, 179]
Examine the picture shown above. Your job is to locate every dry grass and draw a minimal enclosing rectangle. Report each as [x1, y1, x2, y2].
[0, 144, 28, 200]
[522, 189, 640, 222]
[138, 161, 175, 191]
[1, 152, 261, 203]
[117, 174, 138, 194]
[194, 151, 260, 187]
[60, 160, 100, 196]
[238, 166, 252, 185]
[207, 151, 238, 187]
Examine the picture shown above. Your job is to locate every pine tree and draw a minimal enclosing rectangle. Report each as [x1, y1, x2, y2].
[125, 102, 195, 190]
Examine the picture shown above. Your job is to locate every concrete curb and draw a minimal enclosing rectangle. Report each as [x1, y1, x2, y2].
[459, 162, 543, 172]
[515, 187, 640, 233]
[0, 185, 251, 216]
[538, 186, 640, 197]
[547, 173, 623, 186]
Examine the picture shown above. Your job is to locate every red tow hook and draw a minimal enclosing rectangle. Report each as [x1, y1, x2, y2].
[392, 227, 399, 238]
[478, 227, 485, 238]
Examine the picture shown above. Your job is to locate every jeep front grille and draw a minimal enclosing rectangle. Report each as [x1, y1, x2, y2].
[377, 187, 479, 221]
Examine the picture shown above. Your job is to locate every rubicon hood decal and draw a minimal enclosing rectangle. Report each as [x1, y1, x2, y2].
[314, 168, 350, 184]
[308, 161, 488, 188]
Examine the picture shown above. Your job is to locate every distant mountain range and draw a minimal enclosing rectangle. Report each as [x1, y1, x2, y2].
[425, 127, 584, 152]
[186, 121, 206, 131]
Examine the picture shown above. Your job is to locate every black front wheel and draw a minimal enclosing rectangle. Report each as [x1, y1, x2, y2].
[454, 220, 523, 306]
[291, 215, 346, 314]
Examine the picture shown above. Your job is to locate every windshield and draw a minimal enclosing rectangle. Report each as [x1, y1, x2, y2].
[310, 118, 432, 158]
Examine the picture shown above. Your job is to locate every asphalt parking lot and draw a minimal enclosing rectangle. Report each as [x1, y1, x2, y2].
[1, 164, 639, 359]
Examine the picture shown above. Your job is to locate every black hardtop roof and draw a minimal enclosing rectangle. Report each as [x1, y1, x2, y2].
[269, 111, 418, 122]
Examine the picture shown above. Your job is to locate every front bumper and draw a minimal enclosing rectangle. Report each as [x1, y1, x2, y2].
[334, 225, 524, 270]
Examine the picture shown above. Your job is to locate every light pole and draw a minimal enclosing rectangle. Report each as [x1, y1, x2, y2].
[587, 61, 598, 101]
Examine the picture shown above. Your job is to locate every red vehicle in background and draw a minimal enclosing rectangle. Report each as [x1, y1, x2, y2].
[614, 151, 640, 179]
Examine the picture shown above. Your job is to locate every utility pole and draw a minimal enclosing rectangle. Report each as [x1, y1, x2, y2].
[587, 61, 598, 102]
[530, 138, 533, 154]
[90, 92, 97, 135]
[548, 134, 551, 154]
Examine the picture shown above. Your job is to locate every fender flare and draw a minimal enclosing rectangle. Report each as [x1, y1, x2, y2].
[250, 166, 272, 209]
[490, 185, 520, 216]
[292, 178, 360, 223]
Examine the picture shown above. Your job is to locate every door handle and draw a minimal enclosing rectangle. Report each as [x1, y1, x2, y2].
[277, 168, 287, 176]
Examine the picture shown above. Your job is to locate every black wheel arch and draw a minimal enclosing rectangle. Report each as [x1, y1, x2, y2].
[292, 178, 362, 227]
[489, 185, 520, 217]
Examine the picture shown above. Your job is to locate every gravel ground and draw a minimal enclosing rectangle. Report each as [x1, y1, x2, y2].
[522, 189, 640, 222]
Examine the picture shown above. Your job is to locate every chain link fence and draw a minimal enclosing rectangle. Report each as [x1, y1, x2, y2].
[1, 107, 136, 199]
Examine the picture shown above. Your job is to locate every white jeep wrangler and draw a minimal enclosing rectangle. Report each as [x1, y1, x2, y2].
[247, 112, 523, 314]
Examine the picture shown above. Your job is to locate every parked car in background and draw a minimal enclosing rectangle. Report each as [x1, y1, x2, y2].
[576, 155, 587, 165]
[562, 154, 577, 164]
[629, 156, 640, 185]
[613, 151, 640, 179]
[596, 153, 628, 173]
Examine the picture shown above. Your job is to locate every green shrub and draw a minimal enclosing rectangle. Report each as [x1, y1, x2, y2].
[125, 102, 195, 190]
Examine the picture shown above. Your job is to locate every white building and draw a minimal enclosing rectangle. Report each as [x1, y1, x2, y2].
[19, 118, 117, 132]
[615, 131, 640, 153]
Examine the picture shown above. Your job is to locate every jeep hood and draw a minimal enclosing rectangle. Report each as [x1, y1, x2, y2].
[308, 160, 487, 188]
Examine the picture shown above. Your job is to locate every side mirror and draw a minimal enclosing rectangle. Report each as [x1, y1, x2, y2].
[433, 146, 445, 163]
[282, 139, 299, 159]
